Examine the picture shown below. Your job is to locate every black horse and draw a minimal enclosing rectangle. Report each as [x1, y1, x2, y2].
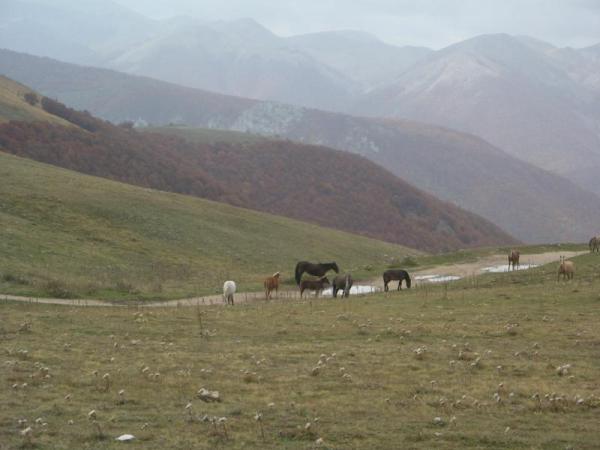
[295, 261, 339, 285]
[383, 269, 411, 292]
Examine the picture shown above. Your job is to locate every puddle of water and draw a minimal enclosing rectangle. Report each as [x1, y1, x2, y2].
[322, 285, 381, 297]
[415, 275, 462, 283]
[481, 264, 538, 273]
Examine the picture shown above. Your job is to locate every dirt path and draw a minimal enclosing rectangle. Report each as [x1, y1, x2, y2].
[415, 250, 584, 278]
[1, 251, 586, 308]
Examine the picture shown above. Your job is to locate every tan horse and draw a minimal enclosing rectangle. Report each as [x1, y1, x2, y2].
[508, 250, 520, 271]
[558, 256, 575, 281]
[264, 272, 280, 300]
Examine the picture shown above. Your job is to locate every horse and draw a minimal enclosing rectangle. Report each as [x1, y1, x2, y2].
[223, 280, 236, 305]
[589, 236, 600, 253]
[264, 272, 280, 300]
[332, 274, 353, 298]
[383, 269, 411, 292]
[295, 261, 339, 285]
[558, 256, 575, 281]
[508, 250, 520, 271]
[299, 276, 330, 298]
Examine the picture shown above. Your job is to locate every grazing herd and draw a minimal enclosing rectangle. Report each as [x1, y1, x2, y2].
[222, 241, 595, 304]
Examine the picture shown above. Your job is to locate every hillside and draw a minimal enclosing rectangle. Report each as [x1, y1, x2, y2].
[3, 50, 600, 243]
[0, 151, 420, 300]
[0, 93, 516, 252]
[0, 75, 70, 125]
[3, 2, 600, 196]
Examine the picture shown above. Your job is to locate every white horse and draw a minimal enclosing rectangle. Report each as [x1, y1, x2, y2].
[223, 280, 236, 305]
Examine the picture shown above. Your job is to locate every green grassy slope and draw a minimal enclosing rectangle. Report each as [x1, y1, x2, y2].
[0, 75, 70, 125]
[1, 253, 599, 448]
[0, 152, 418, 300]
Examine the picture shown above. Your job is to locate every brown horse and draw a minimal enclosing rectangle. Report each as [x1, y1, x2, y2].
[264, 272, 280, 300]
[558, 256, 575, 281]
[508, 250, 520, 271]
[299, 276, 330, 298]
[295, 261, 339, 285]
[383, 270, 411, 292]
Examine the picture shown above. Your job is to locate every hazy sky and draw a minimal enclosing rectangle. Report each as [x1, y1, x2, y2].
[113, 0, 600, 49]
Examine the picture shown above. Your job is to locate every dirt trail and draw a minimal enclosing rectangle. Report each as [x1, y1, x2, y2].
[413, 250, 585, 279]
[1, 251, 586, 308]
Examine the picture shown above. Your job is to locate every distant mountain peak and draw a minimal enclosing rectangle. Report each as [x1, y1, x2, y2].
[208, 17, 276, 40]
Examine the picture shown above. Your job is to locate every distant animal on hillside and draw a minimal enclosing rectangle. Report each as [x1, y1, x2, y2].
[332, 274, 353, 298]
[223, 280, 236, 305]
[557, 257, 575, 281]
[589, 236, 600, 253]
[295, 261, 339, 285]
[508, 249, 520, 271]
[264, 272, 280, 300]
[383, 269, 412, 292]
[299, 276, 330, 298]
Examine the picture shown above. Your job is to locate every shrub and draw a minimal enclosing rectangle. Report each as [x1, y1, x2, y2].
[24, 92, 39, 106]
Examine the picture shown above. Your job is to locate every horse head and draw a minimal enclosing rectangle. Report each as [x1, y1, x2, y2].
[320, 276, 330, 285]
[331, 262, 339, 273]
[272, 272, 280, 278]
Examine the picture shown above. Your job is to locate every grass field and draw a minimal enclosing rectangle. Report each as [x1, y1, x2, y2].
[2, 252, 600, 449]
[0, 76, 70, 125]
[0, 152, 417, 301]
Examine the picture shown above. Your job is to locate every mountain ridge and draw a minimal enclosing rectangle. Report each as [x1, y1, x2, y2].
[2, 49, 599, 243]
[0, 78, 516, 252]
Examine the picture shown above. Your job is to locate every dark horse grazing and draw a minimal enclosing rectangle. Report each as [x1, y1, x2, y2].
[299, 277, 330, 298]
[508, 249, 520, 271]
[383, 270, 411, 292]
[332, 274, 353, 298]
[295, 261, 339, 285]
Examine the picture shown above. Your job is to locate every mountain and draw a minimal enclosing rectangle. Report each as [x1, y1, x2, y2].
[0, 0, 155, 64]
[357, 34, 600, 196]
[287, 30, 432, 89]
[103, 18, 358, 111]
[0, 1, 431, 109]
[0, 79, 516, 252]
[2, 49, 600, 243]
[0, 151, 419, 299]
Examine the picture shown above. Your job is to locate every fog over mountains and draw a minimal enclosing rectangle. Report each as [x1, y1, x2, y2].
[2, 0, 600, 243]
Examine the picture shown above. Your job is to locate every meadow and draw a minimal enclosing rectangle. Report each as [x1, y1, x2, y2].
[2, 252, 599, 449]
[0, 152, 416, 301]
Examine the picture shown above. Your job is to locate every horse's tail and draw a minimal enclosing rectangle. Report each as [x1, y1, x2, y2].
[405, 271, 412, 289]
[295, 263, 302, 285]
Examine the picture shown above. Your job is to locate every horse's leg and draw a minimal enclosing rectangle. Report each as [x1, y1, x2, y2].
[397, 280, 401, 291]
[384, 281, 388, 292]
